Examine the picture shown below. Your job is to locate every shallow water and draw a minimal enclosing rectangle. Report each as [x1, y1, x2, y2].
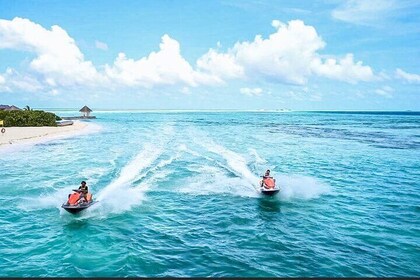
[1, 111, 419, 277]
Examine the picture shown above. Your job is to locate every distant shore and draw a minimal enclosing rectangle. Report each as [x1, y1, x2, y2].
[0, 120, 88, 148]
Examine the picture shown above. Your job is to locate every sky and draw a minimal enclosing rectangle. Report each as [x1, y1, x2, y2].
[0, 0, 419, 110]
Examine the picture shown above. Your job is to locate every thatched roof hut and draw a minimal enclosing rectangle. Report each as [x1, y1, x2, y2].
[1, 105, 21, 111]
[79, 105, 92, 117]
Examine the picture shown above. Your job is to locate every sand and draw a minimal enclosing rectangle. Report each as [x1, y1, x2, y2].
[0, 121, 89, 147]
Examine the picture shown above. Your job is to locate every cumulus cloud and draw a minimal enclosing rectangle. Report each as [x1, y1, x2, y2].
[311, 54, 374, 83]
[95, 40, 108, 51]
[395, 68, 420, 83]
[0, 17, 377, 94]
[104, 34, 218, 88]
[197, 20, 375, 85]
[0, 17, 102, 88]
[0, 68, 43, 92]
[196, 49, 244, 81]
[240, 87, 263, 96]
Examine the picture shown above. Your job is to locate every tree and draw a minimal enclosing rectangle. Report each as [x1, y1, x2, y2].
[24, 105, 32, 111]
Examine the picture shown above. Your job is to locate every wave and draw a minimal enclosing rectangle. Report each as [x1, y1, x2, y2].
[19, 188, 71, 211]
[187, 128, 330, 200]
[248, 148, 267, 164]
[92, 125, 174, 215]
[278, 174, 331, 200]
[180, 165, 259, 198]
[201, 139, 260, 183]
[183, 129, 262, 197]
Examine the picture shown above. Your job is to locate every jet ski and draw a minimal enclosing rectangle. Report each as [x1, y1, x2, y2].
[61, 189, 97, 214]
[259, 176, 280, 196]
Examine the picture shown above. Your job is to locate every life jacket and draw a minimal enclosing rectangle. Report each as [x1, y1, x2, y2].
[79, 185, 88, 194]
[263, 177, 275, 189]
[68, 192, 81, 205]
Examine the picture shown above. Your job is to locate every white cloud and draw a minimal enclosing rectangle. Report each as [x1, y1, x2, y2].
[311, 54, 374, 83]
[0, 17, 102, 87]
[197, 49, 244, 81]
[240, 87, 263, 96]
[95, 40, 108, 51]
[104, 34, 219, 88]
[271, 20, 282, 29]
[0, 68, 43, 92]
[332, 0, 396, 25]
[197, 20, 375, 85]
[0, 17, 377, 94]
[375, 85, 394, 98]
[395, 68, 420, 83]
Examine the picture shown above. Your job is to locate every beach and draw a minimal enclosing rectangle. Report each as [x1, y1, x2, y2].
[0, 121, 88, 148]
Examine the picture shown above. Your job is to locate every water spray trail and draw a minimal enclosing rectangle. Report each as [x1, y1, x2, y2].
[190, 129, 261, 192]
[95, 125, 174, 210]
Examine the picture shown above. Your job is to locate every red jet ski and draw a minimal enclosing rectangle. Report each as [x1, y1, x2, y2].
[62, 190, 97, 214]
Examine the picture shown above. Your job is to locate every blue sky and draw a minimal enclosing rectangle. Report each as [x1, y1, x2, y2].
[0, 0, 419, 110]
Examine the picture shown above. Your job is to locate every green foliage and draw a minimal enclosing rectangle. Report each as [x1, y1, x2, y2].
[0, 110, 60, 127]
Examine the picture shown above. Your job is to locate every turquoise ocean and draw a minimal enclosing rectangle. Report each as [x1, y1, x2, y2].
[0, 111, 419, 277]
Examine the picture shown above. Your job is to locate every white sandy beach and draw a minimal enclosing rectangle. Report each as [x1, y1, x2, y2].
[0, 121, 89, 147]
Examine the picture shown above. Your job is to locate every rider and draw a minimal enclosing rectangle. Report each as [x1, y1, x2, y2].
[261, 170, 276, 189]
[78, 181, 89, 203]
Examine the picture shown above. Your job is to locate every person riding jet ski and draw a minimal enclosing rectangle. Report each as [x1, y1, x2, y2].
[260, 169, 276, 189]
[77, 181, 90, 203]
[259, 169, 279, 196]
[66, 181, 92, 205]
[62, 181, 95, 214]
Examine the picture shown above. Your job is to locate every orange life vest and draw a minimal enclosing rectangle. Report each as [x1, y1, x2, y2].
[263, 178, 275, 189]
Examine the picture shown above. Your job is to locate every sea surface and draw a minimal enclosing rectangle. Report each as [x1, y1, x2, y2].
[0, 111, 419, 277]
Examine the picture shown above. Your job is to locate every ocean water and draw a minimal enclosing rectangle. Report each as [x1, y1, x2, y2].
[0, 111, 419, 277]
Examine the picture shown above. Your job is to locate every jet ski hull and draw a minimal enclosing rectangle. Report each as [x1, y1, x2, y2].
[261, 188, 280, 196]
[62, 201, 97, 214]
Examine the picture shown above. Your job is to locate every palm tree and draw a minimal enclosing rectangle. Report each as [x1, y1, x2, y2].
[24, 105, 31, 111]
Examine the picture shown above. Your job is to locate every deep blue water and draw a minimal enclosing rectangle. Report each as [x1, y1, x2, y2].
[0, 111, 419, 277]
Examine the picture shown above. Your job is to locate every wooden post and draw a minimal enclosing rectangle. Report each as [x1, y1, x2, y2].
[0, 120, 5, 135]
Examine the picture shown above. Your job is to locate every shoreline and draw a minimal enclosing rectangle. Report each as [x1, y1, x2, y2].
[0, 121, 98, 151]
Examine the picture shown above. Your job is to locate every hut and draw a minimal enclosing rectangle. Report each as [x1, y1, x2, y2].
[61, 105, 96, 120]
[0, 105, 21, 111]
[79, 105, 92, 117]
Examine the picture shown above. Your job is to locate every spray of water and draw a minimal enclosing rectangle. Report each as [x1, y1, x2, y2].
[92, 125, 175, 214]
[189, 128, 331, 199]
[248, 148, 267, 164]
[278, 174, 331, 200]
